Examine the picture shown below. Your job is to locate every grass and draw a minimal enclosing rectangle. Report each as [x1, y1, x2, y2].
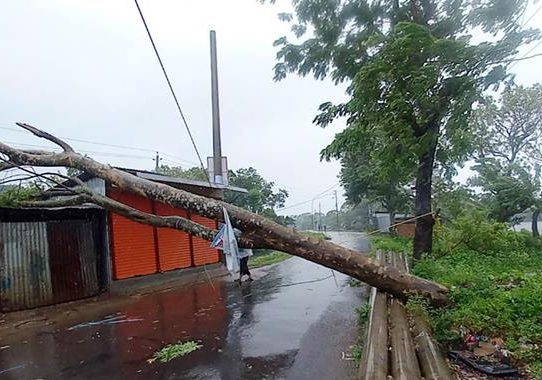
[250, 251, 291, 269]
[303, 231, 329, 240]
[371, 231, 542, 376]
[150, 341, 202, 363]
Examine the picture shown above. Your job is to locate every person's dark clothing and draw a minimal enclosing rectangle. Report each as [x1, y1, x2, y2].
[240, 257, 250, 276]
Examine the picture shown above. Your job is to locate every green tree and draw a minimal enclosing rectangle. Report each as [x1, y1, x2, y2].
[0, 184, 41, 207]
[333, 151, 412, 231]
[470, 161, 537, 224]
[156, 165, 208, 181]
[267, 0, 537, 257]
[432, 178, 480, 220]
[224, 167, 290, 224]
[472, 84, 542, 235]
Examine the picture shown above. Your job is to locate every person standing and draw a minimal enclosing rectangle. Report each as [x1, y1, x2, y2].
[238, 247, 254, 282]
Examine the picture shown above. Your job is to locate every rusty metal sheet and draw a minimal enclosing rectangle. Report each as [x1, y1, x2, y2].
[47, 220, 99, 305]
[0, 222, 53, 311]
[0, 218, 101, 312]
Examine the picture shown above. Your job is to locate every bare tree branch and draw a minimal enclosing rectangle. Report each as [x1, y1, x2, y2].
[16, 122, 74, 152]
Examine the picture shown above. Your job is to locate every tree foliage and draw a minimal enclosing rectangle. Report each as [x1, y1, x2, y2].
[471, 84, 542, 231]
[156, 165, 208, 181]
[0, 185, 41, 207]
[335, 150, 413, 225]
[225, 167, 290, 224]
[266, 0, 537, 256]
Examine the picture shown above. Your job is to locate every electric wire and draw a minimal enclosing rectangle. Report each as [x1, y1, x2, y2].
[132, 0, 210, 184]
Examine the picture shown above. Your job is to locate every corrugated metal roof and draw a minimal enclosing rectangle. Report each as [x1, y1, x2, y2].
[53, 167, 248, 194]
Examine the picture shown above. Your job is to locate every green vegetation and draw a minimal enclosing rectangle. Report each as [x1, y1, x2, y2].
[268, 0, 536, 258]
[371, 222, 542, 375]
[302, 231, 327, 240]
[352, 304, 371, 363]
[371, 235, 412, 255]
[0, 185, 40, 207]
[150, 341, 202, 363]
[249, 232, 327, 269]
[250, 251, 291, 269]
[224, 167, 290, 226]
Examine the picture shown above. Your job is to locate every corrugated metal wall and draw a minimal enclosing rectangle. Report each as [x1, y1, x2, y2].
[0, 209, 105, 312]
[0, 222, 52, 310]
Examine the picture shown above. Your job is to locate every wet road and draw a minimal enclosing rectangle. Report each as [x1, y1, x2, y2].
[0, 232, 369, 380]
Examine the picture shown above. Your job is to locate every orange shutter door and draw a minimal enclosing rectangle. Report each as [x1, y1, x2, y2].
[154, 202, 192, 271]
[108, 189, 157, 279]
[190, 214, 220, 266]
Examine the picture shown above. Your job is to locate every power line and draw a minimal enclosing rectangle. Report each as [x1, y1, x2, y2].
[1, 126, 199, 166]
[133, 0, 209, 183]
[522, 2, 542, 27]
[277, 183, 340, 212]
[510, 40, 542, 69]
[4, 141, 156, 161]
[509, 3, 542, 69]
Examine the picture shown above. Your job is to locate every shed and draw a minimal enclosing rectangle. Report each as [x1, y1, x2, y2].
[394, 216, 416, 238]
[69, 168, 247, 281]
[0, 206, 108, 311]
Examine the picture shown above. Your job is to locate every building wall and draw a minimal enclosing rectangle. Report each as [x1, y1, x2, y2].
[107, 188, 220, 280]
[154, 202, 192, 271]
[0, 208, 106, 312]
[108, 189, 157, 280]
[396, 222, 416, 238]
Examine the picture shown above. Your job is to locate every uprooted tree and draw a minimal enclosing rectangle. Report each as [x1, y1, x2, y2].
[0, 123, 449, 305]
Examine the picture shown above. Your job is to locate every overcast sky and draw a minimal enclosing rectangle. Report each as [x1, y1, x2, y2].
[1, 1, 542, 216]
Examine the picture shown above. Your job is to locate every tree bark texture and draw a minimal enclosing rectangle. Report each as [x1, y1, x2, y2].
[0, 123, 449, 305]
[413, 127, 438, 259]
[532, 209, 540, 237]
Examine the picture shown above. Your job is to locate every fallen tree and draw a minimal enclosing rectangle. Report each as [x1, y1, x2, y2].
[0, 123, 449, 305]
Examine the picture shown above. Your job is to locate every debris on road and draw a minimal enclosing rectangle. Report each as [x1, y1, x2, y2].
[67, 314, 143, 330]
[0, 364, 26, 375]
[450, 334, 519, 377]
[149, 341, 203, 363]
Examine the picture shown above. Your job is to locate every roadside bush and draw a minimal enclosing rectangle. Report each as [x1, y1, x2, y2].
[416, 221, 542, 375]
[433, 211, 526, 256]
[371, 234, 411, 254]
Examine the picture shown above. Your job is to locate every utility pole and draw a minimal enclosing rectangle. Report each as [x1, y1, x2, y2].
[210, 30, 223, 185]
[318, 201, 322, 231]
[153, 151, 162, 172]
[311, 199, 315, 231]
[334, 190, 339, 230]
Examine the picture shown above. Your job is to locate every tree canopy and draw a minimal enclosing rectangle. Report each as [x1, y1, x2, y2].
[471, 84, 542, 233]
[225, 167, 291, 224]
[156, 165, 208, 181]
[267, 0, 538, 257]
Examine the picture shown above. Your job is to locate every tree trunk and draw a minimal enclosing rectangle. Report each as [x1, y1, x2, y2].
[532, 209, 540, 237]
[0, 123, 450, 305]
[388, 209, 396, 235]
[413, 128, 438, 259]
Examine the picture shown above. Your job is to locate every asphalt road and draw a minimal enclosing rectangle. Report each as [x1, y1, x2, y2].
[0, 231, 370, 380]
